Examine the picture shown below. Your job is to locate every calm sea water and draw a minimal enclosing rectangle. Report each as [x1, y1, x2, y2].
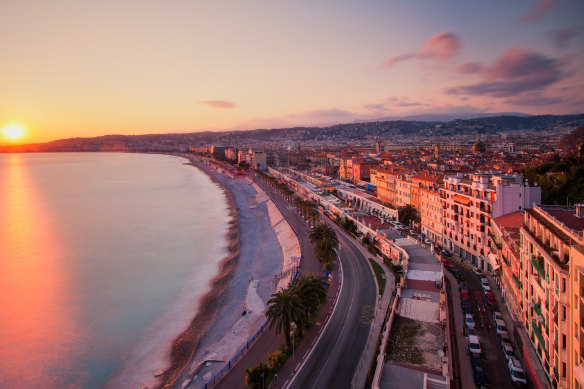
[0, 153, 230, 388]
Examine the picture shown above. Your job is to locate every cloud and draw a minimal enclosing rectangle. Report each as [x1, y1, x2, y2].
[198, 100, 236, 109]
[444, 47, 563, 97]
[386, 96, 427, 107]
[363, 103, 388, 111]
[518, 0, 560, 23]
[457, 62, 482, 74]
[505, 93, 563, 106]
[383, 31, 461, 68]
[289, 108, 353, 118]
[382, 53, 416, 68]
[549, 28, 576, 48]
[418, 31, 462, 60]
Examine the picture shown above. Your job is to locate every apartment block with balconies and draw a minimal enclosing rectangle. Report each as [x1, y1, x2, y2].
[442, 172, 540, 269]
[520, 204, 584, 388]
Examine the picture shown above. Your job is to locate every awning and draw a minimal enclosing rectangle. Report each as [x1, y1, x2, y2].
[453, 194, 471, 205]
[487, 253, 499, 269]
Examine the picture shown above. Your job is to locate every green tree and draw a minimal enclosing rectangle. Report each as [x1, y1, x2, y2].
[266, 288, 304, 350]
[398, 204, 419, 227]
[245, 362, 268, 389]
[291, 274, 328, 336]
[309, 223, 339, 262]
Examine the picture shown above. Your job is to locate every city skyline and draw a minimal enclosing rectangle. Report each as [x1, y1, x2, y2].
[1, 0, 583, 144]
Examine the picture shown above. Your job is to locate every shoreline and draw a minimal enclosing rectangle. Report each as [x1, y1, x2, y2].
[155, 158, 241, 388]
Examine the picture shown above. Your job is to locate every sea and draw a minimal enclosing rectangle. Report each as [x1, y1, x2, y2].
[0, 152, 230, 388]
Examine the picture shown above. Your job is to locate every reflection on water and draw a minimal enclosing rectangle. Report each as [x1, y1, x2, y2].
[0, 153, 229, 388]
[0, 154, 82, 387]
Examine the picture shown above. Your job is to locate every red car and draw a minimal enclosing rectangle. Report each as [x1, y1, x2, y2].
[486, 292, 497, 307]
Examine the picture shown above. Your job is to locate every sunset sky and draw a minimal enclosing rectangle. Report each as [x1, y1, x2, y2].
[1, 0, 583, 143]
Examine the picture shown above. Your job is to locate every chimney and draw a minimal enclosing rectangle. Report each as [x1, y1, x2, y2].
[576, 203, 584, 218]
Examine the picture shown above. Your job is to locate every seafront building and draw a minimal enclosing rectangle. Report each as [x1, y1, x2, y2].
[441, 172, 541, 270]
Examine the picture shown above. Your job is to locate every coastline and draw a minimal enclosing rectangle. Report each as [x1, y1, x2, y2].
[155, 159, 241, 388]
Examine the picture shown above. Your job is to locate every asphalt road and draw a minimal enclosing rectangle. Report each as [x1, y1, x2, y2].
[449, 261, 515, 389]
[287, 224, 378, 389]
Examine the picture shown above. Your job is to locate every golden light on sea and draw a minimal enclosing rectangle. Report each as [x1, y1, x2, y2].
[1, 122, 27, 143]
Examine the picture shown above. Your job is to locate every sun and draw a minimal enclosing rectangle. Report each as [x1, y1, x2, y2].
[1, 123, 27, 142]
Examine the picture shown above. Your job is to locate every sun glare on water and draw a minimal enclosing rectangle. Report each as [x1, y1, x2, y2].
[1, 123, 27, 142]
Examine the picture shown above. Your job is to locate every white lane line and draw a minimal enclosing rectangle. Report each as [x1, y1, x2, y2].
[284, 249, 345, 389]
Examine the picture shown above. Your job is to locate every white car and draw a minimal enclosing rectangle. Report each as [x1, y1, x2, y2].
[493, 311, 504, 322]
[482, 284, 492, 293]
[465, 314, 476, 329]
[480, 277, 489, 287]
[508, 358, 527, 384]
[469, 335, 481, 354]
[503, 344, 515, 362]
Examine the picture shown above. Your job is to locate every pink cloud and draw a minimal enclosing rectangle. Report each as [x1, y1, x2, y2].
[445, 47, 563, 97]
[457, 62, 482, 74]
[518, 0, 560, 23]
[383, 31, 461, 68]
[549, 28, 576, 48]
[198, 100, 236, 109]
[418, 31, 462, 60]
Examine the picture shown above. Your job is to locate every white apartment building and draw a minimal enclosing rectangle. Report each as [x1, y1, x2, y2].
[442, 172, 541, 268]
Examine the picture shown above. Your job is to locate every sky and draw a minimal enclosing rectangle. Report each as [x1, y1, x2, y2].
[1, 0, 583, 143]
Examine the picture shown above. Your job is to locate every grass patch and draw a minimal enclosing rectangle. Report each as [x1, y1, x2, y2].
[368, 258, 386, 296]
[385, 316, 424, 365]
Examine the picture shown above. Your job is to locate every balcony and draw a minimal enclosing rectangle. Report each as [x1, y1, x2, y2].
[512, 274, 522, 289]
[533, 300, 542, 317]
[531, 257, 549, 283]
[532, 320, 546, 347]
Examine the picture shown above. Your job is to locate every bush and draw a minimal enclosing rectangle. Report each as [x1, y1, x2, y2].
[267, 350, 285, 371]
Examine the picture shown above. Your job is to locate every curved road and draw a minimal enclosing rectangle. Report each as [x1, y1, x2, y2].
[287, 223, 378, 388]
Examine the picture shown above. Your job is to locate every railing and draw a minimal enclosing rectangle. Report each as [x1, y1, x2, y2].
[204, 320, 269, 389]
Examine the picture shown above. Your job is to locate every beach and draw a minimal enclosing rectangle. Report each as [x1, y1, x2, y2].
[156, 156, 300, 389]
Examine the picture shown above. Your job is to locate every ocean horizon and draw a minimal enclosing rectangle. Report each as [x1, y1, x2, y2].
[0, 152, 230, 389]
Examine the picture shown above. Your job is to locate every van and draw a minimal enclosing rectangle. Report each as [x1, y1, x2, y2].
[469, 335, 481, 354]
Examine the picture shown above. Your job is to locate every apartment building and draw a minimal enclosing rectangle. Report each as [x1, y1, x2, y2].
[490, 211, 524, 321]
[351, 158, 378, 183]
[411, 171, 444, 213]
[370, 166, 408, 206]
[395, 176, 411, 208]
[520, 204, 584, 388]
[420, 186, 443, 245]
[442, 172, 540, 268]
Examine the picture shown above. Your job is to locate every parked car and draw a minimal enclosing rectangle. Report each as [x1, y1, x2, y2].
[508, 358, 527, 384]
[469, 335, 481, 354]
[495, 319, 508, 335]
[441, 249, 453, 257]
[493, 310, 504, 323]
[502, 344, 515, 362]
[463, 306, 474, 315]
[465, 314, 476, 329]
[486, 292, 497, 308]
[482, 284, 492, 293]
[498, 332, 512, 349]
[480, 277, 489, 287]
[470, 353, 484, 372]
[461, 294, 470, 308]
[467, 328, 478, 337]
[474, 366, 488, 387]
[442, 260, 450, 267]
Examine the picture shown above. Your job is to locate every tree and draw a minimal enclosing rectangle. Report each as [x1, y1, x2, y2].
[309, 223, 339, 262]
[398, 204, 419, 227]
[266, 288, 304, 350]
[290, 274, 328, 336]
[245, 362, 268, 389]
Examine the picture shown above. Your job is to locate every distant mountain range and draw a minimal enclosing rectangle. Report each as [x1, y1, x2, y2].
[2, 113, 583, 153]
[366, 112, 532, 122]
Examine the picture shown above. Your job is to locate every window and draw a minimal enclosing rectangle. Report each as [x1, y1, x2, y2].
[562, 362, 566, 378]
[562, 334, 566, 349]
[562, 278, 566, 293]
[563, 306, 567, 321]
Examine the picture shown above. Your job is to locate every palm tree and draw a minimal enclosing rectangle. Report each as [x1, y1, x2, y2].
[309, 223, 339, 262]
[292, 274, 328, 327]
[308, 208, 320, 228]
[245, 362, 268, 389]
[266, 288, 304, 350]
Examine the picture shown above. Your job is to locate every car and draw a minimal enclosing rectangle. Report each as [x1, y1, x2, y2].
[424, 239, 432, 245]
[465, 314, 476, 329]
[474, 294, 483, 304]
[482, 284, 492, 293]
[467, 328, 478, 337]
[493, 310, 504, 322]
[499, 332, 512, 348]
[441, 249, 452, 257]
[469, 335, 481, 354]
[463, 306, 474, 315]
[474, 366, 488, 387]
[508, 358, 527, 384]
[461, 288, 469, 296]
[470, 353, 484, 371]
[495, 318, 508, 333]
[442, 260, 450, 267]
[460, 284, 468, 292]
[502, 344, 515, 362]
[480, 277, 489, 286]
[453, 271, 464, 281]
[472, 267, 483, 277]
[486, 292, 497, 308]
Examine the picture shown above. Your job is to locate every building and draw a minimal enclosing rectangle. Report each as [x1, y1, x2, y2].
[351, 158, 378, 183]
[490, 211, 524, 321]
[251, 151, 267, 169]
[411, 171, 444, 213]
[442, 172, 541, 268]
[395, 176, 411, 208]
[420, 186, 443, 245]
[520, 204, 584, 388]
[370, 166, 408, 206]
